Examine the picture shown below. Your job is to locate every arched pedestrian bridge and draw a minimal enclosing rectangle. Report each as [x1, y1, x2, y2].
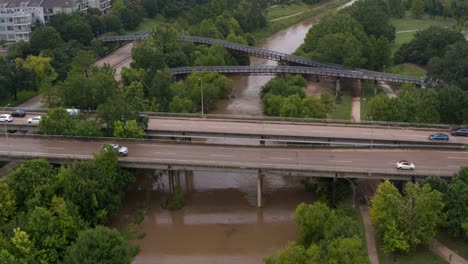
[100, 34, 425, 86]
[171, 66, 422, 85]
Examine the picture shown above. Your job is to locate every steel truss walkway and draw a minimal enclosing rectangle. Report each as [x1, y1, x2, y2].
[100, 34, 424, 85]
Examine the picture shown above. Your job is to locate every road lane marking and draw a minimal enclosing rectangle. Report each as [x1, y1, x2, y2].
[154, 152, 176, 155]
[328, 160, 352, 163]
[206, 126, 228, 129]
[362, 133, 385, 135]
[265, 128, 286, 131]
[210, 154, 233, 158]
[448, 165, 460, 168]
[270, 157, 292, 160]
[159, 124, 183, 127]
[448, 156, 468, 160]
[44, 147, 64, 150]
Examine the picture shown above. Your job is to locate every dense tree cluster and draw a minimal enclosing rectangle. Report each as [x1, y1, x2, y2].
[395, 27, 464, 65]
[265, 202, 369, 263]
[0, 152, 135, 263]
[366, 84, 468, 124]
[370, 180, 446, 257]
[261, 75, 335, 118]
[297, 0, 393, 70]
[425, 168, 468, 239]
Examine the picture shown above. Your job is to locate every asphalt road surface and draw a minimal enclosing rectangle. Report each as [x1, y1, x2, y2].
[0, 136, 466, 176]
[2, 114, 468, 144]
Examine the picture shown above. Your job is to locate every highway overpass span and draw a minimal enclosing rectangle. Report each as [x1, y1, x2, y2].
[2, 135, 465, 206]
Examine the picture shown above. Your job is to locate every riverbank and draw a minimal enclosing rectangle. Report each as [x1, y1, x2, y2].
[253, 0, 351, 43]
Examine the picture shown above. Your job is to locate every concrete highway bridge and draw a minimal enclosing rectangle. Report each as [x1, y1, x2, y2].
[0, 135, 465, 206]
[100, 34, 424, 86]
[1, 113, 466, 147]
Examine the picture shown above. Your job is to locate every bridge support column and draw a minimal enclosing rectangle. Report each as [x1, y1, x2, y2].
[335, 78, 341, 98]
[374, 80, 378, 96]
[168, 170, 174, 194]
[260, 136, 265, 146]
[185, 170, 194, 193]
[257, 172, 264, 208]
[316, 75, 320, 83]
[332, 173, 337, 208]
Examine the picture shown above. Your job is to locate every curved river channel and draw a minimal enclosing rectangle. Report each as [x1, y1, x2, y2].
[115, 2, 356, 263]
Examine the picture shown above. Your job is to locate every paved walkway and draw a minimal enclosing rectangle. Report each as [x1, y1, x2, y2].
[431, 240, 468, 264]
[360, 206, 379, 264]
[351, 80, 361, 122]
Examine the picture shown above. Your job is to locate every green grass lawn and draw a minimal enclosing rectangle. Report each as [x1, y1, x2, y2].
[437, 232, 468, 260]
[360, 81, 384, 121]
[378, 246, 446, 264]
[390, 13, 455, 53]
[386, 63, 427, 77]
[330, 92, 352, 120]
[0, 90, 37, 108]
[124, 16, 164, 34]
[253, 0, 350, 43]
[267, 3, 311, 20]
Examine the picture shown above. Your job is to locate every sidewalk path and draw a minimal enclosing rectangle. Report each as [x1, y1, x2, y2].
[351, 80, 361, 122]
[431, 240, 468, 264]
[360, 206, 379, 264]
[379, 81, 396, 98]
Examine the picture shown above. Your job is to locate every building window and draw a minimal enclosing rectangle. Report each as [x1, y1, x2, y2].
[7, 26, 13, 31]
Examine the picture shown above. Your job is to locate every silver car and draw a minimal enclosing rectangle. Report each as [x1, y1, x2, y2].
[396, 160, 415, 170]
[0, 114, 13, 122]
[103, 144, 129, 156]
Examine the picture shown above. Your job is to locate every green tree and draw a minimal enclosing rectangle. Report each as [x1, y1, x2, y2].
[113, 120, 144, 138]
[295, 202, 333, 245]
[8, 159, 58, 210]
[411, 0, 425, 18]
[64, 226, 131, 264]
[168, 96, 195, 113]
[428, 41, 468, 90]
[280, 94, 303, 118]
[264, 242, 307, 264]
[436, 85, 468, 124]
[370, 180, 403, 238]
[311, 32, 367, 68]
[324, 236, 370, 264]
[394, 27, 464, 65]
[29, 26, 64, 53]
[11, 227, 34, 261]
[382, 221, 410, 255]
[320, 91, 335, 113]
[15, 55, 58, 106]
[444, 167, 468, 237]
[302, 96, 327, 118]
[39, 108, 73, 135]
[0, 181, 15, 225]
[350, 0, 396, 41]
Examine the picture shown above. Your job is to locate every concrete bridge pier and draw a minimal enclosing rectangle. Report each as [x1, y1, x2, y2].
[168, 170, 175, 193]
[260, 136, 265, 146]
[374, 80, 378, 96]
[335, 78, 341, 97]
[184, 170, 194, 193]
[257, 171, 264, 208]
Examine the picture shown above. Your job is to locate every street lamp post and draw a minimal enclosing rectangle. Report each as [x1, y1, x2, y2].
[2, 104, 10, 160]
[342, 177, 356, 208]
[199, 78, 204, 117]
[370, 116, 374, 151]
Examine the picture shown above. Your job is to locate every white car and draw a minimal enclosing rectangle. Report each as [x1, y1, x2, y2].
[66, 108, 80, 116]
[27, 116, 42, 124]
[103, 144, 129, 156]
[0, 114, 13, 122]
[396, 160, 415, 170]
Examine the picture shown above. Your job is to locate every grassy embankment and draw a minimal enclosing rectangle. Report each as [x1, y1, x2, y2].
[378, 246, 446, 264]
[253, 0, 351, 43]
[360, 81, 384, 121]
[0, 90, 38, 107]
[387, 12, 455, 76]
[330, 92, 352, 120]
[437, 232, 468, 260]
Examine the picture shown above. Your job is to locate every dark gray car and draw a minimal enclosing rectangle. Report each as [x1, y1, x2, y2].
[450, 128, 468, 136]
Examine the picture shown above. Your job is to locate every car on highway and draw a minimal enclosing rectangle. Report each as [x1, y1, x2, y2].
[0, 114, 13, 122]
[27, 116, 42, 124]
[102, 144, 129, 156]
[11, 109, 26, 117]
[66, 108, 80, 116]
[450, 127, 468, 137]
[396, 160, 415, 170]
[428, 133, 449, 141]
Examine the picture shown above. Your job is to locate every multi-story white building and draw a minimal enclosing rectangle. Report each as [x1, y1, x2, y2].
[87, 0, 110, 14]
[0, 0, 45, 42]
[0, 0, 111, 42]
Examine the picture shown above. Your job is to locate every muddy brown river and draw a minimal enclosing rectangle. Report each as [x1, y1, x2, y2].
[115, 2, 356, 263]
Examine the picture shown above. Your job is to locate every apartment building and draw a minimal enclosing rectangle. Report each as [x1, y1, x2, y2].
[0, 0, 110, 42]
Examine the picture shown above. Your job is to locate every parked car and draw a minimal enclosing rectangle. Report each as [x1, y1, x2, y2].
[428, 133, 449, 141]
[396, 160, 415, 170]
[102, 144, 128, 156]
[450, 127, 468, 137]
[27, 116, 42, 124]
[0, 114, 13, 122]
[66, 108, 80, 116]
[10, 109, 26, 117]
